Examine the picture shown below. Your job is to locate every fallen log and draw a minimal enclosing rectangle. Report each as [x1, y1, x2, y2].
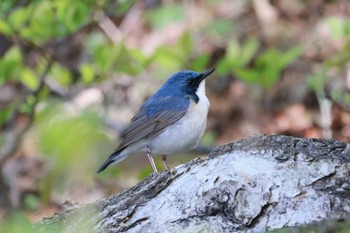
[35, 135, 350, 233]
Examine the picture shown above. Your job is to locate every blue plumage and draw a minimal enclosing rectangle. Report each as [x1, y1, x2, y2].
[142, 95, 189, 118]
[97, 69, 215, 173]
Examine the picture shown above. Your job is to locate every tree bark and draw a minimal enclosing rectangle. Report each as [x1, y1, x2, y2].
[35, 135, 350, 233]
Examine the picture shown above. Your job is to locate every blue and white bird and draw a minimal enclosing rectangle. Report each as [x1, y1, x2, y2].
[97, 69, 215, 173]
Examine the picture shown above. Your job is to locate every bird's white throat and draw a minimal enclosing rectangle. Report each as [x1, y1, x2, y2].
[196, 80, 210, 108]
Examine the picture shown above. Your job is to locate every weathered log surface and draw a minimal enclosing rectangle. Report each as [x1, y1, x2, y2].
[36, 135, 350, 233]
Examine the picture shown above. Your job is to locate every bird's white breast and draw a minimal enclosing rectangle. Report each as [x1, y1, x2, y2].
[149, 80, 210, 155]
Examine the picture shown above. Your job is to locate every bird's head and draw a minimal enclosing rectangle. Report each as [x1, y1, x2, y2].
[158, 69, 215, 102]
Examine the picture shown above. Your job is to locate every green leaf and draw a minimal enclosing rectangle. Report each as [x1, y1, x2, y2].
[29, 1, 56, 41]
[93, 43, 122, 74]
[256, 48, 279, 70]
[0, 19, 13, 35]
[234, 69, 261, 85]
[8, 7, 30, 29]
[111, 45, 146, 75]
[0, 46, 23, 81]
[215, 38, 260, 75]
[57, 1, 90, 32]
[278, 46, 303, 69]
[21, 68, 38, 90]
[257, 46, 301, 73]
[215, 40, 241, 75]
[80, 64, 95, 84]
[50, 64, 72, 86]
[128, 48, 150, 67]
[261, 68, 280, 87]
[216, 58, 233, 75]
[225, 40, 241, 66]
[239, 38, 259, 66]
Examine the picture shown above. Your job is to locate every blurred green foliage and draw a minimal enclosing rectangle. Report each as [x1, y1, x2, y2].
[36, 105, 110, 191]
[0, 0, 303, 108]
[324, 17, 350, 69]
[307, 70, 327, 95]
[0, 213, 36, 233]
[1, 1, 93, 42]
[0, 46, 22, 82]
[23, 194, 41, 211]
[325, 16, 350, 40]
[308, 16, 350, 106]
[217, 38, 303, 87]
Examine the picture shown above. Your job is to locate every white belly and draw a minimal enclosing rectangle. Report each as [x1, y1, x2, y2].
[149, 95, 209, 155]
[113, 95, 209, 165]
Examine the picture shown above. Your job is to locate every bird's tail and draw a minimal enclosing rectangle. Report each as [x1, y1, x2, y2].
[97, 150, 125, 173]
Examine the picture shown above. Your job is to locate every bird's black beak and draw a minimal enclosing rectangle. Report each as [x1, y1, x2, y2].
[199, 68, 215, 82]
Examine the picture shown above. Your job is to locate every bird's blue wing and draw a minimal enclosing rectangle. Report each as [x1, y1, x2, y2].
[115, 96, 189, 151]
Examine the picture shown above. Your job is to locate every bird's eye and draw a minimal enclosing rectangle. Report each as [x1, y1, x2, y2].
[187, 79, 196, 85]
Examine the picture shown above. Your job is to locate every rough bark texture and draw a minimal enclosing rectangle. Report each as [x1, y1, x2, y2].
[36, 135, 350, 233]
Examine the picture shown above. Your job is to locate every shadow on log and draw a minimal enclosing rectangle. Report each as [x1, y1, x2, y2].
[35, 135, 350, 233]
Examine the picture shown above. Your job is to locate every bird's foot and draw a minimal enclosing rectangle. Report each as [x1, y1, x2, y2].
[169, 168, 177, 175]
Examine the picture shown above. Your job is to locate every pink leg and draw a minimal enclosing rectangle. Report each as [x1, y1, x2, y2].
[147, 147, 158, 173]
[161, 155, 171, 171]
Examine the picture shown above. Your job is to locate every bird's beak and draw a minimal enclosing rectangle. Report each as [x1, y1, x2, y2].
[200, 68, 215, 82]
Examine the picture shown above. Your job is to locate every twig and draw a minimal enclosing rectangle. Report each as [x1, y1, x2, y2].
[318, 95, 332, 139]
[94, 10, 123, 43]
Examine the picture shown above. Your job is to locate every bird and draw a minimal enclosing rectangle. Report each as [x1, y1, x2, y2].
[97, 68, 215, 173]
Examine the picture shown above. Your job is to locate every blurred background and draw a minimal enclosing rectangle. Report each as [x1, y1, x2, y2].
[1, 0, 350, 231]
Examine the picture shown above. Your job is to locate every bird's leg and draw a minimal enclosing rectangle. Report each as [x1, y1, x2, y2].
[146, 146, 158, 173]
[161, 155, 171, 171]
